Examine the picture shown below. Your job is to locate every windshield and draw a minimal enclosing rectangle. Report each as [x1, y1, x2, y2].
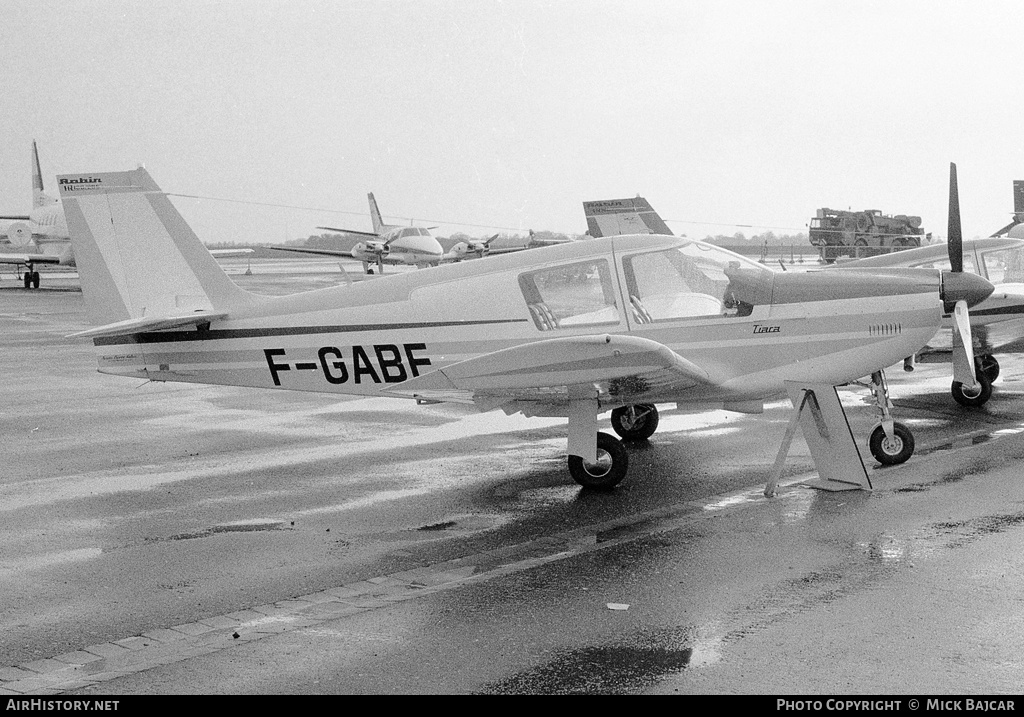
[622, 242, 773, 321]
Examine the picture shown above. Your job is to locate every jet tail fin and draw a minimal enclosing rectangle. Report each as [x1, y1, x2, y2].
[582, 196, 673, 237]
[57, 168, 257, 327]
[31, 140, 58, 208]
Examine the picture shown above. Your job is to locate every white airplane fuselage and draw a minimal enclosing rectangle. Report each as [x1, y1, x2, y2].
[90, 235, 945, 412]
[350, 227, 443, 269]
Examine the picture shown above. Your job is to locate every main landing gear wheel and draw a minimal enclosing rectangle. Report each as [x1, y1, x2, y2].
[951, 370, 993, 408]
[610, 404, 659, 441]
[23, 271, 39, 289]
[567, 431, 628, 490]
[869, 422, 915, 465]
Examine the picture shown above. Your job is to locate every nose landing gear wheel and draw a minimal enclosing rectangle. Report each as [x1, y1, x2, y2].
[568, 431, 628, 490]
[869, 422, 915, 465]
[610, 404, 659, 441]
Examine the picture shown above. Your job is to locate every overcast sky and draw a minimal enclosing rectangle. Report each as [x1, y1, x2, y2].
[2, 0, 1023, 243]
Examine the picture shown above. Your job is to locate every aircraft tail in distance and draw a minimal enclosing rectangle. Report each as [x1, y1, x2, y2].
[583, 196, 673, 238]
[368, 192, 386, 235]
[57, 168, 256, 326]
[31, 139, 58, 209]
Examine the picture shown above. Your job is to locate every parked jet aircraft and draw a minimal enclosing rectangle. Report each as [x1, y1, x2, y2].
[0, 140, 73, 287]
[57, 166, 991, 489]
[272, 192, 443, 274]
[834, 235, 1024, 406]
[0, 141, 252, 288]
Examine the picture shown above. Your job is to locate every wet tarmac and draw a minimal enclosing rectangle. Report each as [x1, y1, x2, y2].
[3, 260, 1024, 695]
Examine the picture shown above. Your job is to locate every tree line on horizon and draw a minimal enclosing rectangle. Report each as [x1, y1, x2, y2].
[204, 228, 812, 251]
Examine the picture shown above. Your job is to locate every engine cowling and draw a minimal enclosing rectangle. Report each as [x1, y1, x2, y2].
[350, 241, 387, 263]
[7, 222, 35, 247]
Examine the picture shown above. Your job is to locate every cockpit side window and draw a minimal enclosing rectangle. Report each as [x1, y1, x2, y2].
[518, 259, 619, 331]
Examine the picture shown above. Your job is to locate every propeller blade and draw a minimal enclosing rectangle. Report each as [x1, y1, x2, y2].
[948, 163, 963, 273]
[951, 300, 977, 389]
[377, 255, 385, 274]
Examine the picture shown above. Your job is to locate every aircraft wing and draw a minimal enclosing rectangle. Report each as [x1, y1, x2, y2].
[209, 248, 254, 257]
[68, 311, 230, 340]
[316, 226, 379, 238]
[0, 253, 61, 265]
[268, 246, 352, 258]
[388, 334, 711, 413]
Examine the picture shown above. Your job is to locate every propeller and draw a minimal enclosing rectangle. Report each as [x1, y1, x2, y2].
[941, 163, 994, 393]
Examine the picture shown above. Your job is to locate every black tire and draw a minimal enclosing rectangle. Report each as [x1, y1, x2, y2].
[31, 271, 39, 289]
[610, 404, 659, 441]
[869, 422, 915, 465]
[951, 371, 993, 407]
[23, 272, 31, 289]
[977, 354, 999, 383]
[567, 432, 628, 490]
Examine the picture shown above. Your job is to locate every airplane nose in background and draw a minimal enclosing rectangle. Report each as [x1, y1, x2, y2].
[941, 270, 995, 309]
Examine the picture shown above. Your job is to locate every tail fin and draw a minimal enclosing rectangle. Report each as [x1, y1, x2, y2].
[31, 140, 58, 209]
[583, 196, 673, 237]
[991, 180, 1024, 236]
[368, 192, 385, 234]
[57, 167, 255, 326]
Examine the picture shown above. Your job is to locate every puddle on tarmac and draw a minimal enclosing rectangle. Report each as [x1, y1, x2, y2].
[477, 626, 700, 695]
[159, 518, 287, 542]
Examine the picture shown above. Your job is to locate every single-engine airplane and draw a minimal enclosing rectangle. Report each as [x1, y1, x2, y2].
[58, 165, 991, 489]
[832, 235, 1024, 407]
[833, 178, 1024, 407]
[271, 192, 443, 274]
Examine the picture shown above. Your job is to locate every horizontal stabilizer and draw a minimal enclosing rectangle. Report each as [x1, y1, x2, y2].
[0, 253, 61, 266]
[316, 226, 379, 238]
[68, 310, 229, 340]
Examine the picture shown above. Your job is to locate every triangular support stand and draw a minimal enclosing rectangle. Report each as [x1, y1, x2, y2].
[764, 381, 872, 497]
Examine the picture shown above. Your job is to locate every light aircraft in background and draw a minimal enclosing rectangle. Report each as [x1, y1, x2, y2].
[58, 165, 991, 490]
[989, 179, 1024, 237]
[834, 235, 1024, 407]
[439, 231, 568, 262]
[441, 233, 502, 262]
[271, 192, 443, 274]
[583, 196, 674, 237]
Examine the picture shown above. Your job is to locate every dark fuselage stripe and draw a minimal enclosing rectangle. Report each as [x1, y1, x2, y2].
[93, 318, 530, 346]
